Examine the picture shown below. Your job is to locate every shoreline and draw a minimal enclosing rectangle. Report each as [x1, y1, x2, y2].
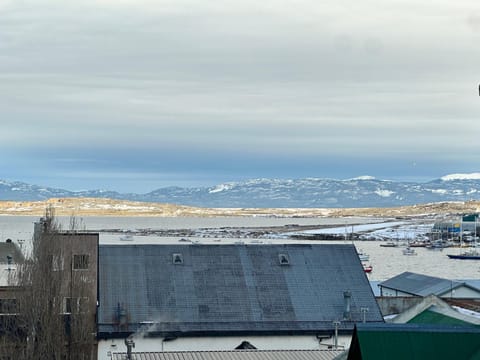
[0, 197, 479, 218]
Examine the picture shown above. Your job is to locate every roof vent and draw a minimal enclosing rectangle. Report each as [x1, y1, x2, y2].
[343, 291, 352, 320]
[278, 253, 290, 265]
[235, 341, 257, 350]
[172, 253, 183, 264]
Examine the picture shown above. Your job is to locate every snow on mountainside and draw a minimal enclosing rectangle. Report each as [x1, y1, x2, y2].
[1, 175, 480, 208]
[441, 173, 480, 181]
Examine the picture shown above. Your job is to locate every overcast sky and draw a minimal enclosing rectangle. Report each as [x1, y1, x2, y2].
[1, 0, 479, 193]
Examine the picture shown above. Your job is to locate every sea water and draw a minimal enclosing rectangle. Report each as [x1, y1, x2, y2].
[0, 215, 478, 282]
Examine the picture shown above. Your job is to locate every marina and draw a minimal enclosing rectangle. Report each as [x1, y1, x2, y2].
[0, 215, 479, 282]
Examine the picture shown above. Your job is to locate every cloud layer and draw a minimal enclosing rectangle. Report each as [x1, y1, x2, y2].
[1, 0, 479, 192]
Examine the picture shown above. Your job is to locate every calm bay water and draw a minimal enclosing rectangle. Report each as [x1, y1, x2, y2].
[1, 215, 478, 282]
[0, 215, 372, 241]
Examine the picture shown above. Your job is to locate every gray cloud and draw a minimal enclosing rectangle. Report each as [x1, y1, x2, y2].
[0, 0, 479, 191]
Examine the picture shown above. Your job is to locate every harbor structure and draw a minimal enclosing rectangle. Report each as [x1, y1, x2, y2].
[97, 244, 383, 359]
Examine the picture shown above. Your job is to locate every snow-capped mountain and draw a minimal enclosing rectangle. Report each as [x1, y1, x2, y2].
[0, 180, 127, 202]
[1, 174, 480, 208]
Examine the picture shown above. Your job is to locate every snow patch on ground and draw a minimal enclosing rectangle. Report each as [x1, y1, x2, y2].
[452, 306, 480, 319]
[295, 221, 408, 235]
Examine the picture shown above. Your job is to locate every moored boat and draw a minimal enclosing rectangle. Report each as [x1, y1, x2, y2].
[402, 247, 417, 256]
[380, 241, 398, 248]
[447, 250, 480, 260]
[357, 249, 370, 262]
[120, 234, 134, 241]
[363, 263, 373, 273]
[408, 241, 427, 248]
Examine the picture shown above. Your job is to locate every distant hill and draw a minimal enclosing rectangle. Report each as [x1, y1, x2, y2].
[1, 174, 480, 208]
[0, 197, 479, 218]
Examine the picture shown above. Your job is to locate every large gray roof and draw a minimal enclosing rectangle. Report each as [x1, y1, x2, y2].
[98, 244, 383, 337]
[378, 272, 479, 297]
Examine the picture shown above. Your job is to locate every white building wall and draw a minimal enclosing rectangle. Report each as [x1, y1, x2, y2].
[98, 335, 352, 360]
[381, 285, 480, 298]
[380, 287, 412, 297]
[0, 264, 17, 287]
[440, 286, 480, 299]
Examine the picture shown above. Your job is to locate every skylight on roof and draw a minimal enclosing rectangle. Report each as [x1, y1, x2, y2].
[172, 253, 183, 264]
[278, 253, 290, 265]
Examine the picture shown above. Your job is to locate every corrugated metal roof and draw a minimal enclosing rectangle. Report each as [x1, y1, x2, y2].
[378, 272, 477, 297]
[112, 350, 344, 360]
[98, 244, 383, 336]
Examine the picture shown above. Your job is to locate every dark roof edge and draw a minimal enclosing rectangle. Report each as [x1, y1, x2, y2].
[377, 284, 419, 296]
[355, 323, 480, 333]
[96, 328, 357, 340]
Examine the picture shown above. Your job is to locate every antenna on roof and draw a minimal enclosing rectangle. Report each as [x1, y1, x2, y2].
[360, 307, 369, 323]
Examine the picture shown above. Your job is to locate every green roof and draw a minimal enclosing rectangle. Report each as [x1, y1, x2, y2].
[347, 324, 480, 360]
[408, 309, 480, 327]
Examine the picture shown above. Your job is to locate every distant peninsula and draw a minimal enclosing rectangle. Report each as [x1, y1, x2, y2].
[0, 197, 479, 218]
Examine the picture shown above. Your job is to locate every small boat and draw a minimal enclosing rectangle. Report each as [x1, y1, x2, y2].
[402, 247, 417, 256]
[357, 250, 370, 262]
[447, 250, 480, 260]
[380, 242, 398, 248]
[426, 242, 444, 251]
[363, 263, 373, 273]
[408, 241, 427, 248]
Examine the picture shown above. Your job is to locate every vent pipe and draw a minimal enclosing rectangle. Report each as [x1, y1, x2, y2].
[343, 291, 351, 320]
[125, 337, 135, 360]
[6, 255, 12, 272]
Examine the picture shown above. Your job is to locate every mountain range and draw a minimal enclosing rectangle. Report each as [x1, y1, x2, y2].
[1, 174, 480, 208]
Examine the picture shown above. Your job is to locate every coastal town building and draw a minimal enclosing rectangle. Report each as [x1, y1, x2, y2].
[97, 243, 383, 359]
[0, 238, 22, 280]
[389, 294, 480, 326]
[378, 272, 480, 299]
[111, 349, 344, 360]
[0, 217, 99, 359]
[0, 238, 23, 354]
[346, 323, 480, 360]
[431, 213, 479, 240]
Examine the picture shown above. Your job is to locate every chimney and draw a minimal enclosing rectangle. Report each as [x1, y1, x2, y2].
[125, 337, 135, 360]
[343, 291, 351, 320]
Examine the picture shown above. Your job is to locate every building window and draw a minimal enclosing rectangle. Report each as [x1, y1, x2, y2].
[0, 298, 17, 314]
[63, 297, 89, 314]
[73, 254, 89, 270]
[64, 297, 73, 314]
